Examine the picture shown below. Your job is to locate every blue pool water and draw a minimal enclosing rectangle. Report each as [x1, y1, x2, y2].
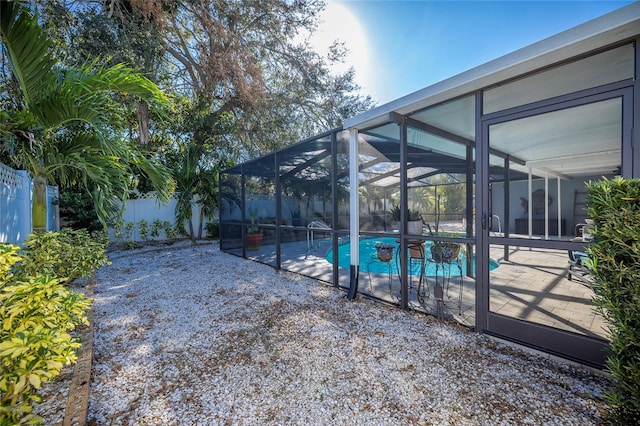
[325, 237, 499, 275]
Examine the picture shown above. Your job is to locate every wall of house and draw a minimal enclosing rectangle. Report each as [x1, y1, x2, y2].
[489, 175, 615, 236]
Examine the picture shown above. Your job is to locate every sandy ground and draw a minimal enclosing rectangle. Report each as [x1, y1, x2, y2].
[35, 241, 610, 425]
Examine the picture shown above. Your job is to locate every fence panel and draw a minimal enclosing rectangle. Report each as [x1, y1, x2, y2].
[47, 185, 60, 232]
[111, 193, 217, 242]
[0, 164, 31, 244]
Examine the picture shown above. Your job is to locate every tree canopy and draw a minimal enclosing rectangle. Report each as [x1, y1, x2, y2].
[2, 0, 375, 231]
[32, 0, 374, 160]
[0, 0, 174, 228]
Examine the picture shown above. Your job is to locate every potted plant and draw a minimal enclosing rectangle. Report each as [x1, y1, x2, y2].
[374, 242, 395, 262]
[429, 195, 460, 263]
[245, 202, 263, 251]
[390, 205, 423, 235]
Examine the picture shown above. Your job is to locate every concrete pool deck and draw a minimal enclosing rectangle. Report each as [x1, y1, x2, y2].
[228, 236, 607, 341]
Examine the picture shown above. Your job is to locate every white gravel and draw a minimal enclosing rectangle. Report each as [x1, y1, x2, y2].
[35, 241, 610, 425]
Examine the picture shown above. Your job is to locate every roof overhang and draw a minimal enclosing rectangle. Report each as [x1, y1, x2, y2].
[344, 2, 640, 131]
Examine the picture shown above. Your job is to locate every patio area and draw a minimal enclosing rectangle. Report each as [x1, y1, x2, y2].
[228, 233, 607, 342]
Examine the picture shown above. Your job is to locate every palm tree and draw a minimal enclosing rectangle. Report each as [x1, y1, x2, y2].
[169, 143, 222, 241]
[171, 143, 200, 241]
[0, 1, 174, 230]
[195, 168, 221, 239]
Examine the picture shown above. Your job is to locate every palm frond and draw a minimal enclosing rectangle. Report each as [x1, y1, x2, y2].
[64, 60, 172, 116]
[0, 1, 57, 106]
[129, 149, 175, 203]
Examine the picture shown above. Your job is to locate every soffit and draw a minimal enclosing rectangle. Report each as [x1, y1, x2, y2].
[344, 2, 640, 131]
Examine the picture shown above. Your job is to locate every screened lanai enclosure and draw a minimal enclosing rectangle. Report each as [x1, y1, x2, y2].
[220, 3, 640, 368]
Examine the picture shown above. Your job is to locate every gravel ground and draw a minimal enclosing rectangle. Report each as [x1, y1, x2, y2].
[34, 241, 611, 425]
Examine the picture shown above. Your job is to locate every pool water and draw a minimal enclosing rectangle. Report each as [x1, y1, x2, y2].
[325, 237, 499, 275]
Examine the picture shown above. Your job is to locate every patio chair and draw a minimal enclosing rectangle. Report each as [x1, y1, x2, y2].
[307, 221, 331, 250]
[567, 249, 593, 287]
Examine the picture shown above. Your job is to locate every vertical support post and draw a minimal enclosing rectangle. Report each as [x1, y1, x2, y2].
[528, 169, 533, 239]
[475, 90, 488, 332]
[347, 128, 360, 300]
[544, 173, 549, 239]
[331, 130, 340, 287]
[465, 145, 474, 277]
[241, 165, 247, 258]
[465, 145, 473, 238]
[503, 156, 510, 261]
[557, 178, 562, 237]
[399, 119, 409, 309]
[632, 38, 640, 177]
[274, 152, 281, 269]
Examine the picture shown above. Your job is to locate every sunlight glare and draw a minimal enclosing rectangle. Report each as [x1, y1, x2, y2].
[310, 1, 372, 96]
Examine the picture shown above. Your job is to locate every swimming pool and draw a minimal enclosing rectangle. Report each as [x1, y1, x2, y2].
[325, 237, 499, 275]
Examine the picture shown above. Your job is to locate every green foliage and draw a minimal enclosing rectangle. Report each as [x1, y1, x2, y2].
[389, 205, 421, 222]
[247, 203, 260, 234]
[584, 177, 640, 423]
[17, 229, 109, 284]
[0, 242, 92, 425]
[123, 222, 136, 241]
[205, 222, 219, 239]
[151, 219, 163, 238]
[138, 219, 149, 241]
[0, 2, 175, 229]
[58, 187, 104, 233]
[163, 221, 177, 239]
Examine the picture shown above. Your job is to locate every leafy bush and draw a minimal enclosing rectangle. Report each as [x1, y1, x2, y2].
[17, 229, 109, 284]
[205, 222, 219, 239]
[163, 221, 177, 239]
[138, 219, 149, 241]
[151, 219, 163, 238]
[124, 222, 136, 241]
[0, 242, 92, 425]
[585, 177, 640, 423]
[58, 187, 104, 233]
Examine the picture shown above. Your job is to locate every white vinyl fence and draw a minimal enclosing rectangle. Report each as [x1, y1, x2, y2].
[0, 162, 60, 245]
[0, 161, 214, 245]
[110, 193, 217, 242]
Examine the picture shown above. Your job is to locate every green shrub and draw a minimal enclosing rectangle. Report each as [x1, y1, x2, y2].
[151, 219, 163, 238]
[0, 244, 91, 425]
[123, 222, 135, 241]
[163, 221, 177, 239]
[58, 187, 105, 233]
[112, 218, 124, 240]
[205, 222, 219, 239]
[138, 219, 149, 241]
[585, 177, 640, 423]
[17, 229, 109, 284]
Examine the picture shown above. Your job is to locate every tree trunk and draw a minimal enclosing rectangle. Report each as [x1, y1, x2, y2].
[32, 176, 47, 233]
[188, 219, 195, 243]
[138, 100, 149, 146]
[198, 207, 204, 239]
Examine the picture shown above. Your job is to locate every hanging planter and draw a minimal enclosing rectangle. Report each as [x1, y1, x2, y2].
[430, 242, 460, 263]
[375, 242, 395, 262]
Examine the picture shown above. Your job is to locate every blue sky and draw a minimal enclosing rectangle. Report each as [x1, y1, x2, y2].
[313, 0, 634, 105]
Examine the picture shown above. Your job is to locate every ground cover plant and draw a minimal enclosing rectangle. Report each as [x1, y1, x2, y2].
[0, 229, 105, 425]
